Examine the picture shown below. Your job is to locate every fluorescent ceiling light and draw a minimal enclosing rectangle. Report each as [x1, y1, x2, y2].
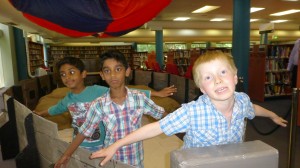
[210, 18, 226, 21]
[192, 6, 220, 13]
[270, 9, 300, 16]
[271, 20, 288, 23]
[173, 17, 190, 21]
[250, 7, 265, 13]
[250, 19, 259, 22]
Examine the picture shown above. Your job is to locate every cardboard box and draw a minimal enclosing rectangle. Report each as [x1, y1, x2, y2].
[171, 140, 278, 168]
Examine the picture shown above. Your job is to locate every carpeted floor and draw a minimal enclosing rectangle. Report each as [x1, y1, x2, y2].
[246, 97, 299, 168]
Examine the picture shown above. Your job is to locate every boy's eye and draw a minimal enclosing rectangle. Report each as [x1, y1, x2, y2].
[60, 73, 66, 77]
[70, 70, 76, 75]
[103, 69, 110, 74]
[116, 67, 122, 72]
[204, 76, 212, 81]
[220, 70, 227, 75]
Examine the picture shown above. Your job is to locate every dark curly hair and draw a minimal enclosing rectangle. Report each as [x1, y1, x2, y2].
[56, 57, 85, 72]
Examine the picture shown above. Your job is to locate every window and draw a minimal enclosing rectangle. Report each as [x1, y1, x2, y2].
[137, 44, 156, 52]
[0, 47, 4, 88]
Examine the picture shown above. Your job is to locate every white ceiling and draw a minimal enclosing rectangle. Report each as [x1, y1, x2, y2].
[0, 0, 300, 43]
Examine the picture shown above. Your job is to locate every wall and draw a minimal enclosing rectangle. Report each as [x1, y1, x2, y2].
[0, 23, 18, 88]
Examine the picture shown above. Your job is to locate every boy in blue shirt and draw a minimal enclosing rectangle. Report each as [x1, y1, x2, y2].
[90, 50, 288, 167]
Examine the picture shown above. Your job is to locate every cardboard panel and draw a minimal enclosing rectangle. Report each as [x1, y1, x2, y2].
[134, 70, 152, 86]
[85, 75, 101, 86]
[11, 95, 135, 168]
[169, 75, 186, 103]
[39, 155, 53, 168]
[153, 72, 169, 91]
[187, 79, 201, 102]
[19, 78, 39, 110]
[37, 75, 52, 98]
[55, 140, 135, 168]
[170, 140, 278, 168]
[14, 99, 31, 152]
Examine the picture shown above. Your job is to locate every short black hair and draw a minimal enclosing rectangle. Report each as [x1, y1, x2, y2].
[99, 50, 128, 70]
[56, 57, 85, 72]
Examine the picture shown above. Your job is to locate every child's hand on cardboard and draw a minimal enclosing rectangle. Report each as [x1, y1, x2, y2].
[90, 144, 118, 167]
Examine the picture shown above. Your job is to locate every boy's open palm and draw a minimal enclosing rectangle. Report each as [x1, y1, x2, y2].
[90, 145, 118, 167]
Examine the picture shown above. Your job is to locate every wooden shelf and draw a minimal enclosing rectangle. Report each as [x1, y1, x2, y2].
[28, 41, 44, 76]
[48, 45, 134, 71]
[248, 44, 293, 102]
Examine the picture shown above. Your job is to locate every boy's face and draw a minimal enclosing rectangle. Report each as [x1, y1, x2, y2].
[198, 59, 238, 102]
[99, 58, 130, 89]
[59, 64, 86, 90]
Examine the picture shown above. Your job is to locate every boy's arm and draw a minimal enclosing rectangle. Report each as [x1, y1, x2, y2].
[33, 109, 49, 117]
[151, 85, 177, 97]
[54, 133, 86, 168]
[253, 104, 288, 127]
[90, 122, 163, 167]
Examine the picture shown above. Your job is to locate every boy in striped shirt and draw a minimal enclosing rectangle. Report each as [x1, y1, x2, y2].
[78, 50, 165, 167]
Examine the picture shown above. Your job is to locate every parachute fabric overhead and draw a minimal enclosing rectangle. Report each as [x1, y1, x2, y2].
[9, 0, 171, 37]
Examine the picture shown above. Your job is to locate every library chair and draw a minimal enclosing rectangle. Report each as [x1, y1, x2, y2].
[166, 63, 180, 75]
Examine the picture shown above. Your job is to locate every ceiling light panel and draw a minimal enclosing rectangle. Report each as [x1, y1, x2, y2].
[250, 7, 265, 13]
[270, 9, 300, 16]
[250, 19, 259, 22]
[174, 17, 190, 21]
[271, 20, 288, 23]
[192, 6, 220, 13]
[210, 18, 226, 22]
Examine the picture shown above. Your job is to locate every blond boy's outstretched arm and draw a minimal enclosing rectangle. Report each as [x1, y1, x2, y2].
[90, 122, 163, 167]
[253, 104, 288, 127]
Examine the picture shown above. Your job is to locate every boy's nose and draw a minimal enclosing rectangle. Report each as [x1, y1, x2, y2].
[215, 76, 222, 84]
[110, 71, 116, 77]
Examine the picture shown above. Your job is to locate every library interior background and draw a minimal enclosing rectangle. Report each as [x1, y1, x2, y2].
[0, 1, 300, 168]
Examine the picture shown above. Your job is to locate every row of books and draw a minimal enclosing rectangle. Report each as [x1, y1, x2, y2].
[264, 84, 292, 96]
[265, 59, 289, 71]
[267, 45, 292, 57]
[265, 72, 290, 84]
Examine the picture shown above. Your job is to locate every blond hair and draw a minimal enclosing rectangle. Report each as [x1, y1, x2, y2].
[192, 50, 237, 88]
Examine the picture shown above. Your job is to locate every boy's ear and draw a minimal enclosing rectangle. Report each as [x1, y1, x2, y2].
[199, 87, 206, 94]
[234, 74, 238, 85]
[99, 71, 105, 80]
[125, 67, 131, 77]
[82, 70, 87, 78]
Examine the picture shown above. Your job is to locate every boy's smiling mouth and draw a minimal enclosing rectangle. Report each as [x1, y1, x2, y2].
[216, 87, 227, 93]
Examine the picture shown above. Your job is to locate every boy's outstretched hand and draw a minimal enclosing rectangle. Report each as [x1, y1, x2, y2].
[153, 85, 177, 97]
[90, 144, 118, 167]
[54, 155, 70, 168]
[272, 115, 288, 127]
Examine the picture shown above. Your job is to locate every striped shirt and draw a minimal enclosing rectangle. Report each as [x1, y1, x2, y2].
[79, 87, 164, 167]
[159, 92, 255, 149]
